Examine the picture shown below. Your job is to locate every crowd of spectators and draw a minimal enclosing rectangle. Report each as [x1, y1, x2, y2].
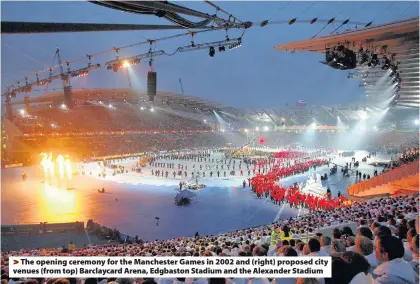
[13, 132, 228, 164]
[398, 148, 419, 165]
[12, 104, 210, 134]
[366, 133, 419, 154]
[1, 193, 418, 284]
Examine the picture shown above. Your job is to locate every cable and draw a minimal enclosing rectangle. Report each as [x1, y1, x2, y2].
[371, 1, 396, 23]
[398, 1, 417, 17]
[266, 1, 291, 21]
[204, 0, 243, 24]
[258, 19, 368, 27]
[316, 2, 336, 19]
[310, 1, 353, 38]
[297, 2, 316, 18]
[3, 43, 49, 69]
[91, 1, 221, 29]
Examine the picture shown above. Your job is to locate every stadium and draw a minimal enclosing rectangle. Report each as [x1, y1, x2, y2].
[1, 1, 419, 284]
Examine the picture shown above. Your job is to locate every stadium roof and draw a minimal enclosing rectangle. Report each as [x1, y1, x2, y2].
[10, 88, 244, 116]
[11, 88, 417, 127]
[242, 105, 419, 127]
[274, 17, 420, 109]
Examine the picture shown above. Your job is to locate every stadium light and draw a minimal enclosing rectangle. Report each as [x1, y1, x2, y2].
[360, 111, 368, 120]
[415, 119, 419, 125]
[123, 61, 130, 68]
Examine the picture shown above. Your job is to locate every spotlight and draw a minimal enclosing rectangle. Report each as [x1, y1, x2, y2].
[61, 104, 67, 110]
[244, 129, 248, 132]
[311, 122, 317, 128]
[263, 126, 269, 132]
[123, 61, 130, 68]
[140, 106, 145, 111]
[209, 46, 215, 57]
[19, 109, 25, 115]
[228, 40, 242, 50]
[255, 127, 259, 131]
[415, 119, 419, 125]
[150, 107, 154, 112]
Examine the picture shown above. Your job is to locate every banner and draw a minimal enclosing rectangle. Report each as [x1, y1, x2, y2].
[10, 256, 331, 278]
[296, 100, 306, 107]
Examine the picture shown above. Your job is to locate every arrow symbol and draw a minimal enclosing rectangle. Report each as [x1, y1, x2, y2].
[14, 260, 19, 264]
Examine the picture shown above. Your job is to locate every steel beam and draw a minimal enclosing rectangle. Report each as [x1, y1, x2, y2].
[1, 21, 197, 34]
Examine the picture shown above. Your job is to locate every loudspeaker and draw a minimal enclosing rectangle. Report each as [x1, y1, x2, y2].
[147, 72, 157, 101]
[63, 85, 73, 107]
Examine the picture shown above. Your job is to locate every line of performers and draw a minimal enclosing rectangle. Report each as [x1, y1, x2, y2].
[149, 154, 326, 179]
[250, 159, 350, 211]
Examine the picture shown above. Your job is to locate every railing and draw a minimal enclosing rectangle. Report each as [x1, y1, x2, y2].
[347, 160, 419, 196]
[86, 221, 136, 242]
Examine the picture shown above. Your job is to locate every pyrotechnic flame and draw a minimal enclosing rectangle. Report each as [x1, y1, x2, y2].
[40, 152, 55, 177]
[40, 152, 72, 180]
[40, 153, 49, 175]
[48, 153, 54, 177]
[65, 158, 72, 180]
[56, 154, 65, 179]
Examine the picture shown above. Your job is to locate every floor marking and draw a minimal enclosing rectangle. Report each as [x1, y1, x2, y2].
[274, 202, 287, 222]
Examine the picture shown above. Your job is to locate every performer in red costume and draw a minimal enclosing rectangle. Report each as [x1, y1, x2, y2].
[250, 156, 351, 211]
